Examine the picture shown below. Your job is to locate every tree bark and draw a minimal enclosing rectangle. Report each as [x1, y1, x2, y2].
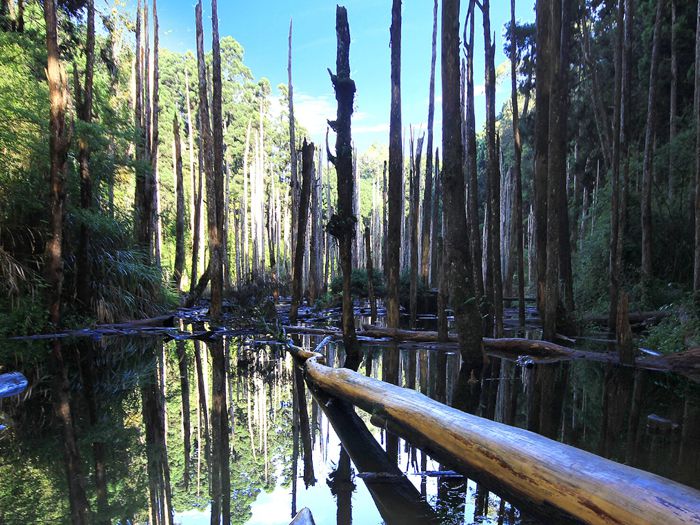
[290, 140, 313, 325]
[289, 19, 299, 270]
[76, 0, 95, 310]
[641, 0, 663, 286]
[510, 0, 526, 331]
[176, 341, 191, 489]
[151, 0, 160, 266]
[327, 6, 359, 369]
[534, 0, 551, 319]
[483, 0, 503, 337]
[668, 0, 677, 201]
[387, 0, 403, 329]
[364, 227, 378, 324]
[409, 134, 424, 328]
[421, 0, 438, 287]
[173, 113, 186, 290]
[442, 0, 483, 374]
[209, 0, 225, 320]
[695, 0, 700, 302]
[209, 339, 230, 525]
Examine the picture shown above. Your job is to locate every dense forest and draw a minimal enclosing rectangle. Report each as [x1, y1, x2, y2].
[0, 0, 699, 524]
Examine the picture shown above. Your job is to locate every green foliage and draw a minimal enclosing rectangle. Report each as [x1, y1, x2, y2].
[330, 268, 385, 298]
[642, 298, 700, 355]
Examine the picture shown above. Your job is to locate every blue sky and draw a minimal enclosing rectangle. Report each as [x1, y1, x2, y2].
[158, 0, 535, 150]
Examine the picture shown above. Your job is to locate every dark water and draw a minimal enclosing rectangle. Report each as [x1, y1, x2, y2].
[0, 324, 699, 524]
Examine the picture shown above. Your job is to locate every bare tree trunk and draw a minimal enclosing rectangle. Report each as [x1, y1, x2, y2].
[209, 0, 225, 320]
[534, 0, 551, 319]
[174, 113, 186, 290]
[421, 0, 438, 287]
[327, 6, 359, 368]
[151, 0, 160, 267]
[209, 339, 230, 525]
[431, 151, 442, 288]
[442, 0, 483, 374]
[76, 0, 95, 309]
[410, 135, 424, 328]
[510, 0, 526, 331]
[641, 0, 663, 288]
[483, 0, 502, 337]
[387, 0, 403, 329]
[464, 0, 484, 310]
[309, 165, 320, 304]
[608, 0, 625, 331]
[290, 140, 313, 325]
[190, 135, 203, 296]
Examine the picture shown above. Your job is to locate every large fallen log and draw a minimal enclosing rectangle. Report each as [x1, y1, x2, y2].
[290, 346, 700, 525]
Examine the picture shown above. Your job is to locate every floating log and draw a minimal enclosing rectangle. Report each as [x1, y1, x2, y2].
[291, 347, 700, 525]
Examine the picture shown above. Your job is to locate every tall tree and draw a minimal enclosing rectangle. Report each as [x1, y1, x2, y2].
[510, 0, 526, 330]
[151, 0, 160, 265]
[290, 140, 313, 325]
[289, 19, 299, 267]
[669, 0, 677, 201]
[173, 113, 186, 289]
[421, 0, 438, 286]
[76, 0, 95, 309]
[409, 134, 424, 328]
[483, 0, 503, 337]
[327, 5, 360, 368]
[44, 1, 91, 522]
[534, 0, 552, 318]
[387, 0, 403, 329]
[442, 0, 483, 374]
[641, 0, 664, 288]
[209, 0, 225, 320]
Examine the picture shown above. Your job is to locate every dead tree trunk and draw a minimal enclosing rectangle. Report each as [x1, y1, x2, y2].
[327, 6, 360, 368]
[410, 135, 424, 328]
[641, 0, 663, 288]
[290, 140, 313, 325]
[173, 113, 186, 290]
[309, 167, 320, 304]
[510, 0, 526, 330]
[421, 0, 438, 287]
[430, 149, 442, 288]
[387, 0, 403, 329]
[442, 0, 484, 375]
[151, 0, 160, 266]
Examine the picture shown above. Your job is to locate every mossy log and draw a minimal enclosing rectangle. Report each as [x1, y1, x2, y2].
[290, 346, 700, 525]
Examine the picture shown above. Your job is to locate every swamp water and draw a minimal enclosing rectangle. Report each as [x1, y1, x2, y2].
[0, 322, 698, 524]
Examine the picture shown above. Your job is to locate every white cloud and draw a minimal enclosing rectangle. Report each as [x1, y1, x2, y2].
[354, 122, 390, 135]
[295, 93, 335, 138]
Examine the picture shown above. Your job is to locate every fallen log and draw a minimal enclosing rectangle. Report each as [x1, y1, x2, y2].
[100, 314, 175, 329]
[583, 310, 670, 325]
[293, 348, 700, 525]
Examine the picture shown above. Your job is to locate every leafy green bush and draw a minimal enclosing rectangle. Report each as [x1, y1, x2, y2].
[330, 268, 385, 298]
[642, 298, 699, 355]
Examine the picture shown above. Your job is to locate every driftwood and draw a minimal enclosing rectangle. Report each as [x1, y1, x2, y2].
[291, 346, 700, 525]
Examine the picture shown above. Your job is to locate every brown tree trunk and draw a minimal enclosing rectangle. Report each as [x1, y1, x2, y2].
[430, 150, 442, 288]
[309, 165, 320, 304]
[44, 1, 91, 522]
[387, 0, 403, 329]
[608, 0, 625, 331]
[668, 0, 677, 201]
[442, 0, 483, 374]
[151, 0, 160, 267]
[641, 0, 663, 287]
[510, 0, 526, 331]
[421, 0, 438, 287]
[327, 6, 359, 368]
[173, 113, 186, 290]
[534, 0, 551, 319]
[290, 140, 313, 325]
[209, 339, 230, 525]
[209, 0, 225, 320]
[483, 0, 502, 337]
[465, 0, 484, 313]
[76, 0, 95, 310]
[409, 135, 424, 328]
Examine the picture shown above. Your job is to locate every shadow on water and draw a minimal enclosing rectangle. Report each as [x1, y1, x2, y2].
[0, 325, 698, 524]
